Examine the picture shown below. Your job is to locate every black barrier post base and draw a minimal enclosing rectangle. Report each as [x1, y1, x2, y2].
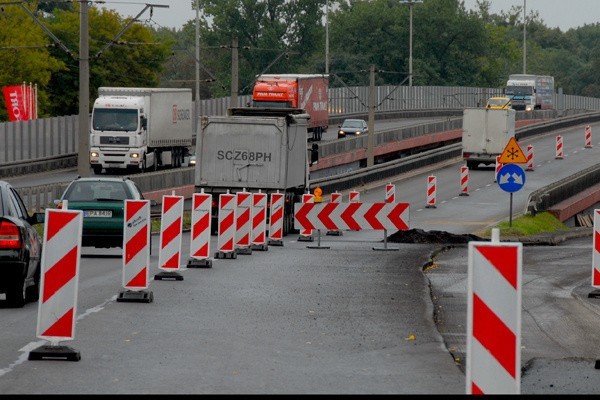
[459, 192, 469, 197]
[326, 230, 343, 236]
[268, 239, 283, 247]
[237, 247, 253, 255]
[29, 344, 81, 362]
[251, 244, 269, 251]
[373, 230, 398, 251]
[215, 250, 237, 259]
[154, 271, 184, 281]
[117, 289, 153, 303]
[298, 235, 314, 242]
[187, 258, 213, 268]
[588, 289, 600, 299]
[306, 230, 330, 250]
[425, 204, 437, 209]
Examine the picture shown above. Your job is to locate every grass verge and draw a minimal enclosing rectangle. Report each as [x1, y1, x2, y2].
[477, 211, 569, 238]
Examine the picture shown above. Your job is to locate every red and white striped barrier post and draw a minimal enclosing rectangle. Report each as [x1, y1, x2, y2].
[215, 192, 237, 258]
[268, 191, 284, 247]
[466, 229, 522, 394]
[187, 191, 213, 268]
[235, 190, 253, 255]
[426, 175, 437, 208]
[385, 183, 395, 203]
[349, 190, 360, 203]
[326, 192, 343, 236]
[494, 156, 503, 183]
[585, 125, 593, 148]
[589, 210, 600, 298]
[460, 166, 469, 196]
[251, 191, 269, 251]
[525, 145, 534, 171]
[118, 200, 153, 303]
[298, 193, 315, 242]
[155, 194, 184, 281]
[555, 135, 563, 159]
[29, 208, 83, 361]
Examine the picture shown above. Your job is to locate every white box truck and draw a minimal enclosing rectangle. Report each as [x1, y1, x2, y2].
[90, 87, 193, 174]
[505, 74, 554, 111]
[195, 107, 318, 235]
[461, 107, 516, 169]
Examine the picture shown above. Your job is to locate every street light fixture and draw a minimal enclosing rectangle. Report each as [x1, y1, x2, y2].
[400, 0, 422, 87]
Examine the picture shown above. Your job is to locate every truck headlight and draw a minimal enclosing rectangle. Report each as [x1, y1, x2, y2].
[526, 105, 533, 112]
[131, 153, 139, 158]
[90, 152, 99, 158]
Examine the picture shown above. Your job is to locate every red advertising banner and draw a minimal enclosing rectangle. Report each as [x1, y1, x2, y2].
[3, 84, 36, 121]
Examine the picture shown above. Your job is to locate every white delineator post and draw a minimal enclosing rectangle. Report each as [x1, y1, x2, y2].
[494, 156, 503, 183]
[118, 200, 153, 302]
[187, 191, 213, 268]
[466, 229, 522, 394]
[216, 192, 237, 258]
[30, 208, 83, 361]
[385, 183, 395, 203]
[251, 191, 268, 251]
[460, 166, 469, 196]
[426, 175, 437, 208]
[268, 191, 284, 246]
[555, 135, 563, 159]
[590, 210, 600, 298]
[525, 145, 534, 171]
[585, 125, 593, 148]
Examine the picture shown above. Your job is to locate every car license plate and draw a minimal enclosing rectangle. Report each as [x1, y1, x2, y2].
[84, 210, 112, 218]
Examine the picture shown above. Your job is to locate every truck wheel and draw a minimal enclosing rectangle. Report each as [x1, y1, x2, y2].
[92, 165, 102, 175]
[466, 160, 478, 170]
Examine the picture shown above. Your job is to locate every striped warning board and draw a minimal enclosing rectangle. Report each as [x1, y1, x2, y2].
[123, 200, 150, 290]
[268, 192, 285, 246]
[251, 192, 268, 250]
[188, 192, 213, 267]
[466, 240, 522, 394]
[216, 192, 237, 257]
[235, 191, 252, 254]
[36, 209, 83, 341]
[158, 195, 184, 271]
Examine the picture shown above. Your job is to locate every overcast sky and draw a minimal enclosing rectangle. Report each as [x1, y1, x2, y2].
[102, 0, 598, 32]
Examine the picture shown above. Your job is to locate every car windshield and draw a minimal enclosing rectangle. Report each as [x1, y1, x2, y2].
[64, 181, 131, 202]
[343, 120, 363, 128]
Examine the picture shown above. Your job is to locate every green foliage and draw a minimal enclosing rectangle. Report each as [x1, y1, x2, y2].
[482, 212, 568, 238]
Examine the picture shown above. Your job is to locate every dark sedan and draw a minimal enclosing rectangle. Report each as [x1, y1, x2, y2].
[0, 180, 45, 307]
[338, 119, 368, 139]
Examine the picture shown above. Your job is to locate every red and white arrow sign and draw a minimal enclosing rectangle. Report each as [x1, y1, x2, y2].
[294, 202, 409, 231]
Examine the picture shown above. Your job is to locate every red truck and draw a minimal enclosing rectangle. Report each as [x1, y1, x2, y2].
[251, 74, 329, 141]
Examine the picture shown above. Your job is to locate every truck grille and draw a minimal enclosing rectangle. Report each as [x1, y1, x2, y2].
[100, 136, 130, 145]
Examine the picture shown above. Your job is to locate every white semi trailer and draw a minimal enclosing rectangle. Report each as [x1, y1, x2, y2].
[90, 87, 193, 174]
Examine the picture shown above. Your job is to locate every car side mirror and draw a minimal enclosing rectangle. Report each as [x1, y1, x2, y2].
[29, 212, 45, 225]
[310, 143, 319, 166]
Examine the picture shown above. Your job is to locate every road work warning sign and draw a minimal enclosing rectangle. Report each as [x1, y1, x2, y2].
[499, 137, 527, 164]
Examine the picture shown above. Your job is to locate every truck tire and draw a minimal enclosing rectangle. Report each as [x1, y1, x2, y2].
[466, 160, 478, 170]
[92, 165, 102, 175]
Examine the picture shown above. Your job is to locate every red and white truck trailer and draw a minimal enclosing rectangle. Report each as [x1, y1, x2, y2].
[251, 74, 329, 141]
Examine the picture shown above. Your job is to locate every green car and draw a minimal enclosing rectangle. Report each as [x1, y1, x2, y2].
[55, 177, 152, 249]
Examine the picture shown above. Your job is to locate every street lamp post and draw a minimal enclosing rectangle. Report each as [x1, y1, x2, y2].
[400, 0, 422, 87]
[523, 0, 527, 74]
[193, 1, 200, 135]
[325, 0, 329, 75]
